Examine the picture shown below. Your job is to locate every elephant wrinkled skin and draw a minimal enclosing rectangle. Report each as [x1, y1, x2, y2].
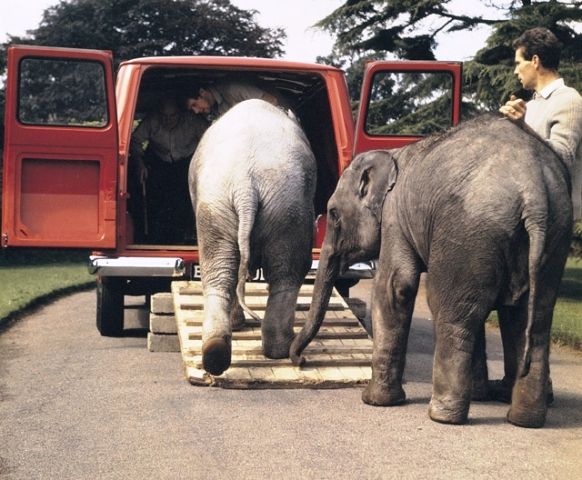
[190, 99, 316, 376]
[291, 114, 572, 428]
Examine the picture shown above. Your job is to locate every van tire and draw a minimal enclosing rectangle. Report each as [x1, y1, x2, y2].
[96, 277, 124, 336]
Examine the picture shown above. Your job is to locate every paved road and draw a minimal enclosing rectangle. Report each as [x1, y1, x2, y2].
[1, 280, 582, 480]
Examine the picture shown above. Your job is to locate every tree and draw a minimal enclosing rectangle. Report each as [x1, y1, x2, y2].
[0, 0, 285, 151]
[3, 0, 284, 65]
[316, 1, 581, 109]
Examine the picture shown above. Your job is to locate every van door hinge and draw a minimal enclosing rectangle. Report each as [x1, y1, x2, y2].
[1, 233, 8, 248]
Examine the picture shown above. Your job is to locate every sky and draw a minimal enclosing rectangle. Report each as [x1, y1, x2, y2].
[0, 0, 497, 62]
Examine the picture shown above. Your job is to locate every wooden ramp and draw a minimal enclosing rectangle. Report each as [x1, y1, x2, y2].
[171, 281, 372, 389]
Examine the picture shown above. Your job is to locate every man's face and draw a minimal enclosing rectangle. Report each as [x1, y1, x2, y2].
[187, 97, 211, 114]
[513, 47, 537, 91]
[187, 89, 214, 114]
[160, 104, 180, 129]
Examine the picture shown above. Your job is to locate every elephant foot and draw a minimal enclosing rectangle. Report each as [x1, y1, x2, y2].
[507, 406, 546, 428]
[429, 396, 469, 425]
[362, 381, 406, 406]
[263, 339, 293, 360]
[507, 379, 548, 428]
[202, 336, 231, 376]
[489, 377, 554, 406]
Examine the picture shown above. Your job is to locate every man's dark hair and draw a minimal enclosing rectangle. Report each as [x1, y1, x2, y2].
[513, 27, 562, 70]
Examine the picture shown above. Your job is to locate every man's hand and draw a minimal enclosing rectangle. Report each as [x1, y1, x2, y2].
[499, 95, 527, 123]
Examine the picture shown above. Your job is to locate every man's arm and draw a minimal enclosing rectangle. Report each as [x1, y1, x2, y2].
[546, 96, 582, 171]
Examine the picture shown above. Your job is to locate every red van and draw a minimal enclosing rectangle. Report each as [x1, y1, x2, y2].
[1, 45, 462, 335]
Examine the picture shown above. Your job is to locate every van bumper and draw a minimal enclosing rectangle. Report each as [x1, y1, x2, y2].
[89, 255, 186, 277]
[88, 255, 375, 281]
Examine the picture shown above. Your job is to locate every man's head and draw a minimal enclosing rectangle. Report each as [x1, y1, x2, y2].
[159, 97, 181, 129]
[186, 88, 216, 114]
[512, 27, 562, 90]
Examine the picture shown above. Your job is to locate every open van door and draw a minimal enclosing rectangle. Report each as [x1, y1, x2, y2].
[2, 45, 118, 248]
[354, 60, 462, 154]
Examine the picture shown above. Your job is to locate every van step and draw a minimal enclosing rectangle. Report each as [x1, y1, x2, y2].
[172, 281, 372, 388]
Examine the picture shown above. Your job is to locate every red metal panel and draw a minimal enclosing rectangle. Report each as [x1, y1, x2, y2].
[2, 45, 119, 248]
[354, 60, 463, 155]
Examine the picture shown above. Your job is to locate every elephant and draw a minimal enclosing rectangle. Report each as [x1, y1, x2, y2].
[290, 114, 572, 428]
[189, 99, 317, 376]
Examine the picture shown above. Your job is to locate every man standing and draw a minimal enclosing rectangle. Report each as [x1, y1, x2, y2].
[130, 96, 208, 243]
[500, 27, 582, 219]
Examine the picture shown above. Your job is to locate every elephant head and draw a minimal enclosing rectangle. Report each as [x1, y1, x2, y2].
[290, 150, 398, 365]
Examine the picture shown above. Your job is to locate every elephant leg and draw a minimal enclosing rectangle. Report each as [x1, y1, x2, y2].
[260, 213, 312, 359]
[201, 293, 233, 375]
[428, 273, 497, 425]
[488, 305, 525, 403]
[507, 297, 556, 428]
[262, 283, 301, 359]
[430, 317, 479, 424]
[196, 207, 239, 376]
[471, 323, 490, 401]
[362, 248, 420, 407]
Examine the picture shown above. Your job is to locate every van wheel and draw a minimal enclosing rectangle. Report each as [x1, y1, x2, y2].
[96, 277, 124, 336]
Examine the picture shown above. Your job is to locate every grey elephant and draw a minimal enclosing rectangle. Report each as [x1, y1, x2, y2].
[290, 114, 572, 428]
[189, 99, 317, 376]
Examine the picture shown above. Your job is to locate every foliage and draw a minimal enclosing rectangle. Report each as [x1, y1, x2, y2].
[572, 220, 582, 258]
[544, 258, 582, 350]
[466, 1, 582, 109]
[2, 0, 284, 65]
[317, 1, 582, 123]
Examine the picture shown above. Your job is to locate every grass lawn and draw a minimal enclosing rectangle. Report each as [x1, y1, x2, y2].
[0, 248, 94, 322]
[486, 258, 582, 350]
[551, 258, 582, 349]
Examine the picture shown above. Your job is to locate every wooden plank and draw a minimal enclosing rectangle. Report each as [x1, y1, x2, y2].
[172, 280, 372, 389]
[185, 328, 369, 341]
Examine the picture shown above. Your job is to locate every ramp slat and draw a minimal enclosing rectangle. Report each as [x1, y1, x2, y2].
[173, 281, 372, 389]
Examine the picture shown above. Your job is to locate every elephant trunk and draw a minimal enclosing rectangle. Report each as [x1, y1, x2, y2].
[290, 239, 341, 366]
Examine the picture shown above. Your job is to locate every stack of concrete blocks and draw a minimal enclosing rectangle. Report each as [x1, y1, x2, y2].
[147, 292, 180, 352]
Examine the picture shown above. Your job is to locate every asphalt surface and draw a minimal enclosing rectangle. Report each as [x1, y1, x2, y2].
[1, 279, 582, 480]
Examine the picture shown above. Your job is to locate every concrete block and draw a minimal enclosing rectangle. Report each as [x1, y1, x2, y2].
[151, 292, 174, 314]
[147, 332, 180, 352]
[150, 313, 177, 334]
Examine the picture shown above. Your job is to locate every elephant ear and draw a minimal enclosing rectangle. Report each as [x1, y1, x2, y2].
[356, 151, 398, 219]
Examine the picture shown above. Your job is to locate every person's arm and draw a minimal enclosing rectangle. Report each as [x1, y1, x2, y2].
[545, 96, 582, 171]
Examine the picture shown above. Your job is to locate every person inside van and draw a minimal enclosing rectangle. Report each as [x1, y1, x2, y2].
[186, 80, 280, 119]
[130, 95, 208, 244]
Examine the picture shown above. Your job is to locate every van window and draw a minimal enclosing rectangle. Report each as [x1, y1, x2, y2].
[18, 58, 108, 127]
[365, 71, 454, 136]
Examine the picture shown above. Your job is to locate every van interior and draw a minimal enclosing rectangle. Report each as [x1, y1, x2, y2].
[126, 66, 340, 247]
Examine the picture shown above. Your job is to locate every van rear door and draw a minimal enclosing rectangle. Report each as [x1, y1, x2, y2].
[354, 60, 462, 154]
[2, 45, 118, 248]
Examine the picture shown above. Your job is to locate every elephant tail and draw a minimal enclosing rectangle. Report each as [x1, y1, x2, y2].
[235, 191, 261, 323]
[521, 203, 547, 378]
